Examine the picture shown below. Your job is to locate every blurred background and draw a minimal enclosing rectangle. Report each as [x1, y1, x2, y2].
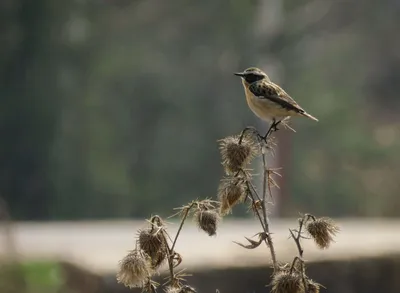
[1, 0, 400, 292]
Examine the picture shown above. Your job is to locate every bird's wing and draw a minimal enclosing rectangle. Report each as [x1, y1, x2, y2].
[249, 80, 305, 113]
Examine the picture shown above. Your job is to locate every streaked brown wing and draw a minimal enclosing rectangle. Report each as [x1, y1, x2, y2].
[249, 80, 305, 113]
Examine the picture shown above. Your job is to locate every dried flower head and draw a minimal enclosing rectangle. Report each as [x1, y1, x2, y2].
[194, 209, 220, 236]
[150, 248, 167, 269]
[306, 217, 340, 249]
[143, 279, 159, 293]
[271, 271, 304, 293]
[165, 285, 197, 293]
[138, 227, 166, 262]
[219, 135, 258, 174]
[218, 178, 246, 215]
[116, 249, 153, 288]
[307, 279, 321, 293]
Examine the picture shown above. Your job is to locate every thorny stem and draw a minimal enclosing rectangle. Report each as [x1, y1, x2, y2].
[245, 181, 266, 231]
[171, 202, 195, 252]
[239, 126, 279, 273]
[289, 214, 315, 293]
[165, 202, 196, 285]
[289, 214, 314, 258]
[289, 256, 301, 274]
[261, 151, 278, 273]
[238, 126, 257, 144]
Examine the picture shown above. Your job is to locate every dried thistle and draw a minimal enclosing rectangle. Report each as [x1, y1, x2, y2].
[138, 228, 166, 260]
[165, 285, 197, 293]
[151, 248, 168, 269]
[142, 279, 160, 293]
[194, 209, 220, 236]
[306, 279, 321, 293]
[117, 249, 153, 288]
[219, 135, 258, 174]
[271, 271, 304, 293]
[306, 217, 340, 249]
[218, 177, 246, 215]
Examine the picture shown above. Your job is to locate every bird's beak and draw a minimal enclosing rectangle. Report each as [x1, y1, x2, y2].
[234, 72, 245, 77]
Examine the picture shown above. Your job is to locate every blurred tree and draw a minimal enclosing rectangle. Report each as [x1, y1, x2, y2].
[1, 0, 399, 220]
[0, 0, 65, 219]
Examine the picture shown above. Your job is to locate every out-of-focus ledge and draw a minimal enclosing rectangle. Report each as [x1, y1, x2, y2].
[0, 218, 399, 274]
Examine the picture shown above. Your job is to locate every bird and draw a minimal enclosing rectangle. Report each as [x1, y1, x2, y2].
[234, 67, 318, 138]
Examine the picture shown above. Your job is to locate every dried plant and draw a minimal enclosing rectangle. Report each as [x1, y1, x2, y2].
[117, 122, 339, 293]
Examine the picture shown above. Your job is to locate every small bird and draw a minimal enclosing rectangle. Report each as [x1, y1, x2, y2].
[234, 67, 318, 137]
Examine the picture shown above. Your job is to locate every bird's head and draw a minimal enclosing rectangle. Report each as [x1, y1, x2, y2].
[234, 67, 270, 84]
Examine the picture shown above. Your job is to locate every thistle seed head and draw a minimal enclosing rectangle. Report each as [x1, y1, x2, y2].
[307, 279, 321, 293]
[116, 249, 153, 288]
[306, 217, 340, 249]
[271, 271, 304, 293]
[165, 285, 197, 293]
[150, 248, 167, 269]
[138, 228, 166, 262]
[218, 178, 246, 215]
[219, 135, 258, 174]
[194, 209, 220, 236]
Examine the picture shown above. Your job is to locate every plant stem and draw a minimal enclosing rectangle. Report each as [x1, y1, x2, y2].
[261, 152, 278, 273]
[289, 256, 308, 292]
[171, 203, 195, 252]
[165, 202, 196, 285]
[238, 126, 257, 144]
[245, 182, 266, 231]
[289, 215, 313, 293]
[289, 214, 313, 258]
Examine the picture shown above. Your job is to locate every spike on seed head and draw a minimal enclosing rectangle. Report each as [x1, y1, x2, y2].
[116, 249, 153, 288]
[219, 135, 258, 174]
[306, 217, 339, 249]
[271, 271, 304, 293]
[218, 177, 246, 215]
[195, 209, 220, 236]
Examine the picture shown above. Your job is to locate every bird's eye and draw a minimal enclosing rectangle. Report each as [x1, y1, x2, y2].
[244, 73, 263, 83]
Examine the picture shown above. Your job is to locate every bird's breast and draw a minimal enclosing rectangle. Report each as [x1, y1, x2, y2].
[243, 84, 286, 121]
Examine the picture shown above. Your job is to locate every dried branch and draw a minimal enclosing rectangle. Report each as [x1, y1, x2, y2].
[117, 121, 339, 293]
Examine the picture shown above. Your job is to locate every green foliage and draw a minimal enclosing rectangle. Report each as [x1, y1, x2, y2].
[0, 261, 62, 293]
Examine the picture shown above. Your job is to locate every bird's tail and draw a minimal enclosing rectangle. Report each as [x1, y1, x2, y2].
[301, 111, 319, 121]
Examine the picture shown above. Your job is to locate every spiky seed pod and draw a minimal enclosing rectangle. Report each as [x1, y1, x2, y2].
[306, 217, 340, 249]
[151, 248, 167, 269]
[271, 271, 304, 293]
[165, 285, 197, 293]
[195, 209, 220, 236]
[179, 285, 197, 293]
[165, 286, 180, 293]
[138, 228, 166, 261]
[116, 249, 153, 288]
[219, 135, 258, 174]
[218, 178, 246, 215]
[219, 198, 231, 217]
[307, 279, 321, 293]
